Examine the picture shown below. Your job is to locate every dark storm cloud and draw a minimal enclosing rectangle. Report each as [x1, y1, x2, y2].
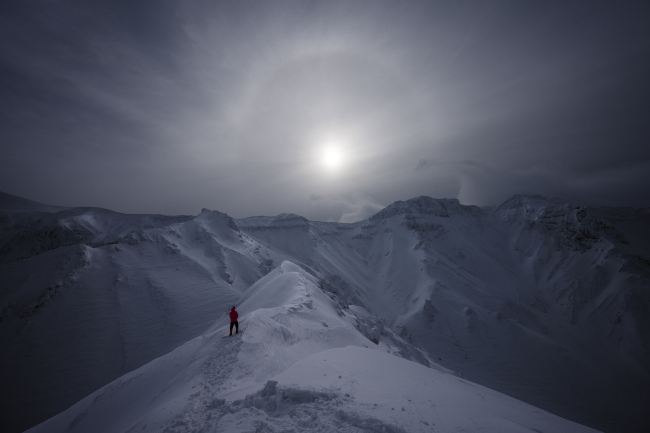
[1, 1, 649, 221]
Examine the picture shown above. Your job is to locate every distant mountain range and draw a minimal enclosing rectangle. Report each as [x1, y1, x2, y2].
[1, 190, 648, 432]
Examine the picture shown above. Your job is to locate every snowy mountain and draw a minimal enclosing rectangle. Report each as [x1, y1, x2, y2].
[23, 262, 597, 433]
[1, 191, 649, 432]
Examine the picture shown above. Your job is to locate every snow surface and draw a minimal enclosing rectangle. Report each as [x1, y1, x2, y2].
[2, 191, 649, 432]
[25, 261, 597, 433]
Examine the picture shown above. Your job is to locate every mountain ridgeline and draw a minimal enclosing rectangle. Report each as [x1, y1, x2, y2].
[1, 191, 649, 432]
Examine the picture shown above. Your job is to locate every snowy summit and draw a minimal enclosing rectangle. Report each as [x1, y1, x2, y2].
[1, 191, 649, 433]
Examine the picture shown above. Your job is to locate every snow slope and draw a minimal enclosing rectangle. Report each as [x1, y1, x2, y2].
[0, 206, 251, 432]
[26, 261, 598, 433]
[1, 191, 649, 432]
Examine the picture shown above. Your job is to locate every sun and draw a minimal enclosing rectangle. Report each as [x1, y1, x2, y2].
[321, 142, 344, 170]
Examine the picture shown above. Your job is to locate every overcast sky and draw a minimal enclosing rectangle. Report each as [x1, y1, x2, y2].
[1, 1, 649, 222]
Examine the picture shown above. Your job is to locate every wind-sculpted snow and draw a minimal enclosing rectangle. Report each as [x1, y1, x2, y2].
[26, 261, 599, 433]
[2, 192, 649, 432]
[0, 205, 247, 432]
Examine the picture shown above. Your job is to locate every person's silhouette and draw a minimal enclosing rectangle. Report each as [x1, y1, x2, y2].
[229, 307, 239, 336]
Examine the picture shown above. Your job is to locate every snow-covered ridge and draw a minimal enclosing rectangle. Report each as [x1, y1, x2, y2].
[0, 206, 195, 263]
[237, 213, 311, 231]
[25, 261, 599, 433]
[1, 191, 649, 432]
[369, 195, 484, 221]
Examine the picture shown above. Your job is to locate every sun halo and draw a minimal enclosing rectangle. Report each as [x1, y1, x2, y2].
[321, 143, 345, 171]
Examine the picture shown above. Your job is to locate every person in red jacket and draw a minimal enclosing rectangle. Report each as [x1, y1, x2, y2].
[229, 306, 239, 335]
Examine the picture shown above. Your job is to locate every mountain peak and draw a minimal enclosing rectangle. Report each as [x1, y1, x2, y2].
[236, 213, 310, 232]
[369, 196, 481, 221]
[196, 208, 239, 231]
[271, 213, 309, 223]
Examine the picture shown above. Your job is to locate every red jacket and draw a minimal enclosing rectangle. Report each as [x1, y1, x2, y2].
[229, 308, 238, 322]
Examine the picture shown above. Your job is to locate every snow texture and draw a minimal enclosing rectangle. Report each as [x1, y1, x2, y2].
[1, 191, 649, 432]
[25, 262, 597, 433]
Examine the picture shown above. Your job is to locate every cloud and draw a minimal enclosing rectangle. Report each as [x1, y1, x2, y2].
[304, 193, 385, 223]
[414, 158, 438, 171]
[338, 199, 385, 223]
[453, 158, 650, 208]
[1, 2, 649, 219]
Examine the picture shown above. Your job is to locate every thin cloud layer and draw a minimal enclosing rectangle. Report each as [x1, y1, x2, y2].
[1, 1, 648, 221]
